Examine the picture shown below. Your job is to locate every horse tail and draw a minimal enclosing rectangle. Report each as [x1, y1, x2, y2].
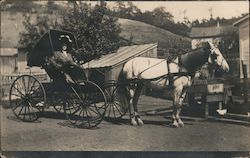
[117, 67, 130, 112]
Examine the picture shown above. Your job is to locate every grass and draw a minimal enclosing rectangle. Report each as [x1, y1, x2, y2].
[119, 18, 191, 56]
[1, 11, 191, 53]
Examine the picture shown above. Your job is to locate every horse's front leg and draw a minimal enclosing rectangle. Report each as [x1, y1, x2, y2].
[172, 86, 183, 128]
[172, 76, 192, 128]
[176, 88, 187, 127]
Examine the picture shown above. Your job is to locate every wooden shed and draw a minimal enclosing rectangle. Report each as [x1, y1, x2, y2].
[190, 24, 236, 49]
[233, 14, 250, 78]
[0, 48, 18, 74]
[82, 43, 158, 85]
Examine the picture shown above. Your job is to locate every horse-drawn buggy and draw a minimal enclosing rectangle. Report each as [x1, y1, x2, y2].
[9, 30, 109, 128]
[9, 29, 230, 128]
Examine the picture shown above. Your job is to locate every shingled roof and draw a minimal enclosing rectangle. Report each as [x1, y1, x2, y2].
[83, 43, 157, 69]
[190, 25, 235, 38]
[233, 14, 249, 26]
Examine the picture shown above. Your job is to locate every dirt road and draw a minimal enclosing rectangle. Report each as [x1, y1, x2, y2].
[1, 96, 250, 151]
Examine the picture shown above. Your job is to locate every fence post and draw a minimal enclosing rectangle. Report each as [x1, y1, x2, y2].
[0, 75, 3, 99]
[241, 61, 249, 115]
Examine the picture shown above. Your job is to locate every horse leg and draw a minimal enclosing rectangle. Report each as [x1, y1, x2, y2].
[133, 83, 144, 125]
[172, 85, 184, 128]
[171, 102, 179, 128]
[127, 86, 137, 125]
[176, 89, 187, 127]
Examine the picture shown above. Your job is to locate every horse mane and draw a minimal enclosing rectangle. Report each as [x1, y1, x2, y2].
[180, 42, 210, 72]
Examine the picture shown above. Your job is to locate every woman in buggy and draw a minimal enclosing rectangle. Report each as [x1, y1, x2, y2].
[45, 35, 86, 83]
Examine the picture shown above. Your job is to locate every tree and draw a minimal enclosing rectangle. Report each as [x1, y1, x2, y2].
[19, 2, 121, 62]
[152, 6, 174, 27]
[19, 14, 59, 52]
[1, 0, 38, 12]
[218, 29, 239, 58]
[60, 3, 121, 62]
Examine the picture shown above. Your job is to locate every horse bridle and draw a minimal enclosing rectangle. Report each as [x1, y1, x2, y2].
[209, 47, 224, 71]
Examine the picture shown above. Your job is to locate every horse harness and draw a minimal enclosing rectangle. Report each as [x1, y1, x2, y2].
[166, 56, 192, 87]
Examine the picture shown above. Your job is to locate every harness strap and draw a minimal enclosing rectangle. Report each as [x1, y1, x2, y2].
[167, 58, 174, 87]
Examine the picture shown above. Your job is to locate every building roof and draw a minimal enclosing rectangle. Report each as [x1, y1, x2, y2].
[190, 25, 235, 38]
[82, 43, 157, 69]
[233, 14, 249, 26]
[0, 48, 18, 56]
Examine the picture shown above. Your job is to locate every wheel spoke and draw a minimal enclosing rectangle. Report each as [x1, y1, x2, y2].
[27, 102, 32, 121]
[13, 86, 25, 97]
[84, 109, 91, 127]
[112, 103, 116, 118]
[113, 103, 123, 116]
[88, 106, 100, 116]
[27, 76, 31, 95]
[108, 103, 112, 117]
[30, 87, 41, 97]
[28, 79, 37, 94]
[23, 103, 27, 120]
[29, 97, 40, 105]
[17, 102, 26, 116]
[28, 101, 37, 120]
[22, 76, 27, 94]
[13, 99, 25, 111]
[79, 107, 85, 125]
[11, 93, 23, 98]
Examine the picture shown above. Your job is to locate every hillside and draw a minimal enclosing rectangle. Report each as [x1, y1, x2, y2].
[1, 11, 191, 57]
[119, 18, 191, 56]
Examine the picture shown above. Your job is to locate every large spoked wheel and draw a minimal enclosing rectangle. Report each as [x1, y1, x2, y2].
[64, 80, 107, 128]
[104, 85, 128, 119]
[9, 75, 46, 122]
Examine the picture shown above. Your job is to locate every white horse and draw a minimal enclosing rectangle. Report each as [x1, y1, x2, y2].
[117, 42, 229, 127]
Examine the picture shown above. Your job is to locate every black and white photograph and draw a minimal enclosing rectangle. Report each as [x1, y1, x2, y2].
[0, 0, 249, 157]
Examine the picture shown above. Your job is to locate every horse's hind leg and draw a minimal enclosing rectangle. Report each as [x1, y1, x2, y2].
[128, 83, 143, 126]
[127, 86, 137, 125]
[133, 83, 144, 125]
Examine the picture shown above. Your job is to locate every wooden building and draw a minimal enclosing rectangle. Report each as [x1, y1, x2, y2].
[82, 43, 158, 85]
[233, 14, 250, 78]
[190, 23, 236, 49]
[0, 48, 18, 74]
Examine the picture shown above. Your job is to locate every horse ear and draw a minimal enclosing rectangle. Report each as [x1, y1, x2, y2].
[204, 42, 211, 54]
[208, 55, 212, 63]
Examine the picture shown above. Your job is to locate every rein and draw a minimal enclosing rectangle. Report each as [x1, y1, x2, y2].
[135, 59, 166, 78]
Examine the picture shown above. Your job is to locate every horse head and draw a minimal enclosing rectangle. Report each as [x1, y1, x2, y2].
[207, 41, 230, 72]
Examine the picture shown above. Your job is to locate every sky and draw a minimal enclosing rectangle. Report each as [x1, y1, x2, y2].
[107, 1, 249, 22]
[36, 1, 249, 22]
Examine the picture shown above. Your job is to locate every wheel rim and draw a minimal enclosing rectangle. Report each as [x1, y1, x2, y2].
[53, 98, 65, 113]
[64, 81, 106, 128]
[105, 86, 128, 118]
[9, 75, 46, 122]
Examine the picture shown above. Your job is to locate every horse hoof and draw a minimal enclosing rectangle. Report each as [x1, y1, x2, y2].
[171, 121, 179, 128]
[137, 118, 144, 125]
[131, 118, 138, 126]
[178, 122, 184, 127]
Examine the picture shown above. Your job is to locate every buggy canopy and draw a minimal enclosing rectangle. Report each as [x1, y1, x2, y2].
[27, 29, 78, 67]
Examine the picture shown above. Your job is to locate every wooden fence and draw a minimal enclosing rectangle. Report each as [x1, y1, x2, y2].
[0, 72, 49, 98]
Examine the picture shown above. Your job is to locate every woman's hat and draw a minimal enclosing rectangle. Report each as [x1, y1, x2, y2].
[59, 35, 72, 44]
